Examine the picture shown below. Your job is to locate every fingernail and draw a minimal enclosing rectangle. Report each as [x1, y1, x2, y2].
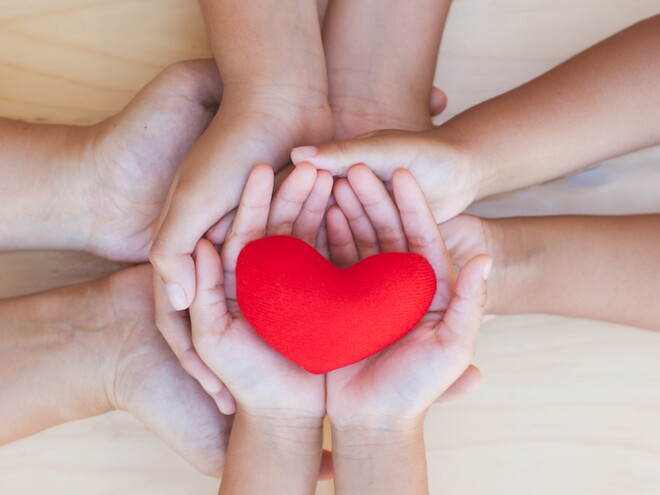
[165, 283, 188, 310]
[292, 146, 318, 160]
[482, 258, 493, 280]
[202, 378, 222, 395]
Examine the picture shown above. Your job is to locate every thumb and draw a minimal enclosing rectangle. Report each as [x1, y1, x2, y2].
[436, 254, 493, 362]
[291, 129, 422, 181]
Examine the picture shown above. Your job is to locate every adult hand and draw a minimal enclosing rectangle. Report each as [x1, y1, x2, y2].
[0, 264, 231, 477]
[105, 265, 232, 477]
[83, 60, 223, 262]
[147, 97, 335, 401]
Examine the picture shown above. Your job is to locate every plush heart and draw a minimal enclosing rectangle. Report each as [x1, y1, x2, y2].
[236, 236, 437, 374]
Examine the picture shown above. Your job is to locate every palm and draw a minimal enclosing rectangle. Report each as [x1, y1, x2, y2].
[108, 265, 231, 477]
[324, 166, 490, 425]
[189, 162, 333, 418]
[198, 297, 325, 415]
[86, 62, 221, 262]
[438, 215, 491, 271]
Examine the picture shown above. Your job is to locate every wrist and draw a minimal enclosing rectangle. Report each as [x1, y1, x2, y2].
[219, 409, 323, 494]
[331, 420, 428, 495]
[0, 284, 114, 443]
[237, 408, 324, 447]
[202, 0, 327, 98]
[482, 217, 541, 315]
[0, 120, 94, 251]
[432, 117, 498, 204]
[332, 419, 424, 452]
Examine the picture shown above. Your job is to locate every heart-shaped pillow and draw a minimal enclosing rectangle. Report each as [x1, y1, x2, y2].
[236, 236, 436, 374]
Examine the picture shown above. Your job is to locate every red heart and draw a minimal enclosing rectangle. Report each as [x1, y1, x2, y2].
[236, 236, 436, 374]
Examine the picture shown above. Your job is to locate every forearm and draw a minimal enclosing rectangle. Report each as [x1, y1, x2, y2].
[0, 118, 92, 251]
[0, 286, 113, 445]
[487, 214, 660, 330]
[219, 410, 323, 495]
[332, 422, 428, 495]
[439, 15, 660, 200]
[324, 0, 451, 136]
[199, 0, 327, 97]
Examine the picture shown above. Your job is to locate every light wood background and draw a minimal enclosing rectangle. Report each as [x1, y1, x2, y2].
[1, 1, 659, 494]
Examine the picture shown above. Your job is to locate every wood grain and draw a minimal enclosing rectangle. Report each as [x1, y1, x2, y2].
[1, 0, 659, 493]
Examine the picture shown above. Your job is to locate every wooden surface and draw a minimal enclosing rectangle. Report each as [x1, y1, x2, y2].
[1, 1, 660, 494]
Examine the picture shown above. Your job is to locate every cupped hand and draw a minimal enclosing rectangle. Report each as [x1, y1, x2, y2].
[291, 125, 477, 225]
[188, 163, 333, 419]
[148, 80, 334, 399]
[98, 264, 231, 477]
[83, 60, 222, 263]
[324, 165, 491, 427]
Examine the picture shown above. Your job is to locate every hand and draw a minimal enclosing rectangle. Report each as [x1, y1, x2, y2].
[148, 79, 334, 400]
[80, 60, 222, 262]
[100, 265, 231, 477]
[189, 163, 334, 492]
[291, 127, 477, 225]
[323, 164, 492, 428]
[188, 163, 333, 418]
[321, 0, 451, 140]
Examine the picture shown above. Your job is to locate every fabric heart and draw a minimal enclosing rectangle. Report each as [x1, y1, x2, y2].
[236, 236, 437, 374]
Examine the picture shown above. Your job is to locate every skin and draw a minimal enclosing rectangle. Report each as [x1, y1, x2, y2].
[330, 164, 660, 329]
[324, 165, 492, 494]
[190, 165, 330, 494]
[188, 164, 489, 493]
[0, 60, 237, 475]
[292, 14, 660, 224]
[0, 59, 221, 259]
[151, 0, 455, 397]
[322, 0, 452, 139]
[442, 214, 660, 331]
[149, 0, 334, 399]
[0, 57, 232, 403]
[0, 265, 230, 477]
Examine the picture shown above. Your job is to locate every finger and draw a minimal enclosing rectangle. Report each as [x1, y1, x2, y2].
[291, 130, 413, 179]
[429, 86, 448, 117]
[292, 170, 334, 245]
[221, 164, 274, 297]
[206, 209, 236, 245]
[347, 164, 407, 253]
[153, 272, 224, 396]
[434, 365, 482, 403]
[191, 238, 231, 339]
[315, 217, 330, 260]
[333, 178, 379, 259]
[435, 254, 492, 360]
[273, 164, 295, 192]
[267, 162, 317, 237]
[392, 169, 456, 307]
[326, 205, 359, 268]
[213, 387, 237, 416]
[150, 170, 245, 311]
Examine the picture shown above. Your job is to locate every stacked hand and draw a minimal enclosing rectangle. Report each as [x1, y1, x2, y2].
[187, 162, 491, 492]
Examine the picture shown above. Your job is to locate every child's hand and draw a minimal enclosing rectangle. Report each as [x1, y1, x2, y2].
[324, 165, 492, 429]
[188, 163, 332, 420]
[291, 127, 478, 225]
